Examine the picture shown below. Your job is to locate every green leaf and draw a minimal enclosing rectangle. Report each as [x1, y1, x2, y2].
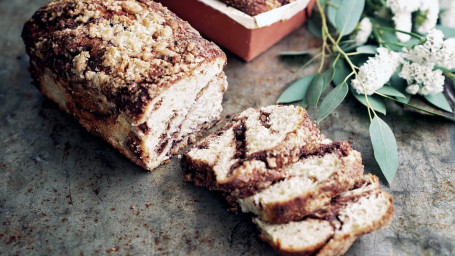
[424, 93, 453, 113]
[355, 45, 378, 55]
[300, 99, 309, 109]
[370, 18, 402, 51]
[327, 2, 337, 28]
[390, 97, 455, 121]
[328, 0, 366, 36]
[322, 67, 335, 91]
[369, 116, 399, 185]
[332, 59, 350, 86]
[277, 75, 315, 103]
[436, 25, 455, 39]
[350, 87, 387, 115]
[350, 54, 369, 67]
[389, 74, 411, 103]
[435, 65, 455, 73]
[307, 16, 322, 39]
[317, 82, 349, 122]
[305, 73, 324, 106]
[280, 50, 312, 56]
[376, 86, 406, 98]
[402, 37, 420, 47]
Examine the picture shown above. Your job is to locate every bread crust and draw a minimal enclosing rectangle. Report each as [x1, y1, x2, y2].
[22, 0, 227, 171]
[220, 0, 296, 16]
[22, 0, 226, 125]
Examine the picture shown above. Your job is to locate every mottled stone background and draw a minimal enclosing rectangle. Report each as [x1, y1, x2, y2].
[1, 1, 454, 255]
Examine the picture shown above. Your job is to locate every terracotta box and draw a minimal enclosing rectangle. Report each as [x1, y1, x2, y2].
[156, 0, 315, 62]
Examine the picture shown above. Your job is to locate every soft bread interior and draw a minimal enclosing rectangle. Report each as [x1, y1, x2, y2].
[255, 218, 334, 252]
[238, 150, 362, 215]
[254, 176, 394, 255]
[185, 105, 328, 185]
[239, 106, 307, 155]
[142, 72, 227, 168]
[170, 73, 228, 154]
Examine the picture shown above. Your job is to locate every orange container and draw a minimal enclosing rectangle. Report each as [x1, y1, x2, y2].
[157, 0, 315, 62]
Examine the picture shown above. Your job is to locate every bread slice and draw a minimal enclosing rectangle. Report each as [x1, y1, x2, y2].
[183, 105, 329, 198]
[22, 0, 227, 171]
[220, 0, 297, 16]
[238, 142, 364, 224]
[254, 175, 394, 256]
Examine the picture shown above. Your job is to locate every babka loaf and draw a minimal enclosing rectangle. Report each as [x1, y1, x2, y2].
[22, 0, 227, 171]
[183, 105, 329, 199]
[220, 0, 297, 16]
[254, 175, 394, 256]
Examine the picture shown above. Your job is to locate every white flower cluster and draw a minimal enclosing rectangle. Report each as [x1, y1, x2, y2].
[351, 48, 402, 95]
[417, 1, 440, 34]
[398, 29, 453, 95]
[386, 0, 439, 41]
[400, 62, 445, 95]
[354, 17, 373, 46]
[440, 0, 455, 28]
[405, 29, 455, 70]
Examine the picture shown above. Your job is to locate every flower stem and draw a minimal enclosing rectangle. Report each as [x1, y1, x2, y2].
[377, 26, 426, 41]
[298, 52, 323, 72]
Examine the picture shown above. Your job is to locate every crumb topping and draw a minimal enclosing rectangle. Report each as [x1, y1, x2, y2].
[22, 0, 225, 122]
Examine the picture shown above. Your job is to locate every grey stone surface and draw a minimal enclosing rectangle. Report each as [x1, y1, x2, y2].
[1, 1, 454, 255]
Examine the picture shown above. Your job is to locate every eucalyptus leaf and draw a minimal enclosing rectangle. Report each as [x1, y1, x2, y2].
[392, 97, 455, 121]
[341, 45, 358, 52]
[434, 65, 455, 73]
[305, 73, 325, 106]
[277, 75, 316, 103]
[436, 25, 455, 39]
[339, 39, 356, 46]
[350, 55, 369, 67]
[322, 67, 335, 91]
[317, 82, 349, 122]
[328, 0, 365, 36]
[307, 16, 323, 39]
[280, 50, 313, 56]
[402, 37, 420, 48]
[389, 74, 411, 103]
[327, 2, 338, 28]
[355, 45, 378, 54]
[424, 93, 453, 113]
[369, 116, 398, 185]
[370, 18, 402, 51]
[332, 59, 350, 86]
[350, 87, 387, 115]
[300, 99, 309, 109]
[376, 86, 406, 98]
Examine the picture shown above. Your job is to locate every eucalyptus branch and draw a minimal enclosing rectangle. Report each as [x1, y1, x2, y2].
[276, 0, 455, 184]
[315, 0, 377, 121]
[327, 33, 376, 120]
